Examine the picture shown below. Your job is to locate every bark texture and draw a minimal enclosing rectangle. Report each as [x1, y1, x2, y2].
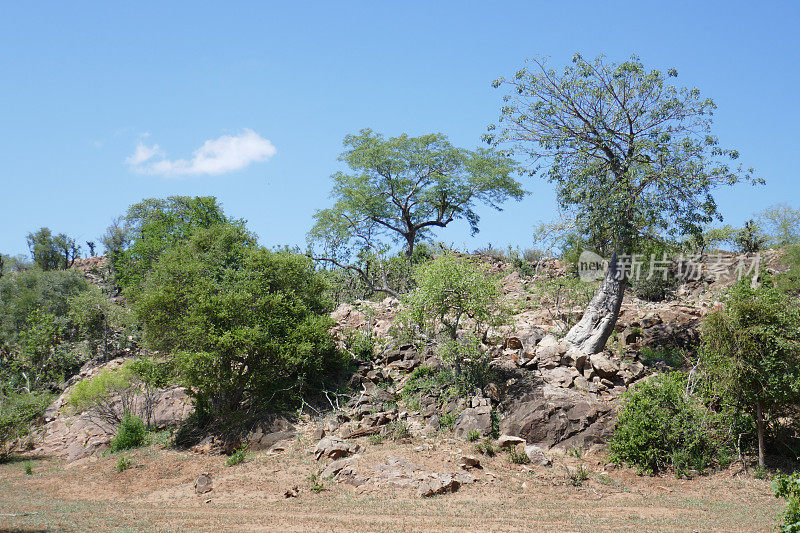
[564, 254, 626, 354]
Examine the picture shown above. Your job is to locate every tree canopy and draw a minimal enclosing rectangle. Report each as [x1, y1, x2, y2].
[486, 53, 761, 253]
[132, 222, 345, 416]
[309, 129, 524, 263]
[700, 280, 800, 467]
[486, 53, 760, 354]
[111, 196, 239, 289]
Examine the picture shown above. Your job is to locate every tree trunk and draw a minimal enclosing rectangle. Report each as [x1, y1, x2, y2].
[563, 252, 626, 354]
[756, 400, 766, 468]
[405, 232, 415, 258]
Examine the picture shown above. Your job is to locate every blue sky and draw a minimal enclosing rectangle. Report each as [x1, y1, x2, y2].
[1, 1, 798, 257]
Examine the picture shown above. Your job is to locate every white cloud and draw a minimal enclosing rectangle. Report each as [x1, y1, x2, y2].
[125, 142, 162, 165]
[126, 129, 276, 177]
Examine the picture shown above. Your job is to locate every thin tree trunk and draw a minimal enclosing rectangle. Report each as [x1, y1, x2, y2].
[756, 400, 765, 468]
[563, 252, 626, 354]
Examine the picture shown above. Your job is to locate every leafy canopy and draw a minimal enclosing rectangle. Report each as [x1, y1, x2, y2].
[112, 196, 238, 290]
[487, 53, 760, 252]
[132, 223, 346, 416]
[309, 129, 524, 261]
[402, 253, 505, 342]
[700, 280, 800, 416]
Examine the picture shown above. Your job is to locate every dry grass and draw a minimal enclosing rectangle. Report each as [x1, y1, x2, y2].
[0, 438, 783, 532]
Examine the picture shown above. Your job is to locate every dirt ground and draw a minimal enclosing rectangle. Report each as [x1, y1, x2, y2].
[0, 435, 783, 533]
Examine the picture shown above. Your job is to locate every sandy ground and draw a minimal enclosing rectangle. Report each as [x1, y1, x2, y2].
[0, 435, 783, 533]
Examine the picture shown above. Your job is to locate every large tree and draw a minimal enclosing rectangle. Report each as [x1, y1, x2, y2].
[110, 196, 235, 290]
[308, 129, 524, 294]
[26, 228, 80, 271]
[486, 53, 760, 354]
[700, 281, 800, 467]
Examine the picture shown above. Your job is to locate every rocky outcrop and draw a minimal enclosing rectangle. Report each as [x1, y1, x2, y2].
[28, 358, 194, 460]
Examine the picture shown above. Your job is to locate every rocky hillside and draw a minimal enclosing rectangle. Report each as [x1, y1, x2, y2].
[22, 250, 785, 471]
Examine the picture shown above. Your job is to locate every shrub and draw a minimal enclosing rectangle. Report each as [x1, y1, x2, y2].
[567, 465, 589, 486]
[631, 274, 676, 302]
[344, 330, 375, 360]
[308, 473, 326, 493]
[385, 420, 411, 441]
[116, 455, 132, 473]
[509, 447, 530, 464]
[109, 414, 147, 452]
[0, 392, 53, 458]
[133, 224, 348, 417]
[24, 461, 33, 475]
[609, 372, 726, 476]
[438, 412, 457, 430]
[226, 446, 247, 467]
[775, 244, 800, 296]
[474, 438, 496, 457]
[466, 429, 480, 442]
[368, 433, 384, 445]
[773, 472, 800, 532]
[700, 280, 800, 467]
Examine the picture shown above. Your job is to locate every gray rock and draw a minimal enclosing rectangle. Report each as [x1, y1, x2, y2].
[417, 474, 461, 497]
[452, 405, 492, 439]
[321, 456, 357, 478]
[589, 353, 619, 379]
[314, 436, 359, 460]
[194, 473, 213, 494]
[524, 444, 552, 466]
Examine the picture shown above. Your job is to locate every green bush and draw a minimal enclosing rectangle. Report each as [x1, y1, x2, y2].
[24, 461, 33, 475]
[0, 391, 54, 457]
[474, 438, 496, 457]
[385, 420, 411, 441]
[631, 274, 676, 302]
[438, 412, 456, 430]
[609, 372, 727, 476]
[774, 472, 800, 532]
[225, 446, 247, 467]
[132, 223, 348, 417]
[508, 447, 530, 464]
[775, 244, 800, 296]
[466, 429, 480, 442]
[109, 414, 147, 452]
[116, 455, 132, 473]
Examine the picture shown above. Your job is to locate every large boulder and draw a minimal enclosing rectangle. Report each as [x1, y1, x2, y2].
[499, 387, 614, 450]
[314, 436, 360, 460]
[452, 405, 492, 439]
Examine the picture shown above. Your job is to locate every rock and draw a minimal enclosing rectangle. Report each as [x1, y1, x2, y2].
[500, 390, 613, 449]
[249, 430, 296, 451]
[620, 361, 647, 384]
[460, 455, 482, 469]
[563, 349, 588, 371]
[524, 444, 552, 466]
[540, 366, 579, 389]
[194, 473, 213, 494]
[589, 353, 619, 379]
[314, 436, 359, 460]
[417, 474, 461, 498]
[321, 457, 357, 478]
[284, 486, 300, 498]
[343, 426, 382, 439]
[497, 435, 526, 448]
[452, 405, 492, 439]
